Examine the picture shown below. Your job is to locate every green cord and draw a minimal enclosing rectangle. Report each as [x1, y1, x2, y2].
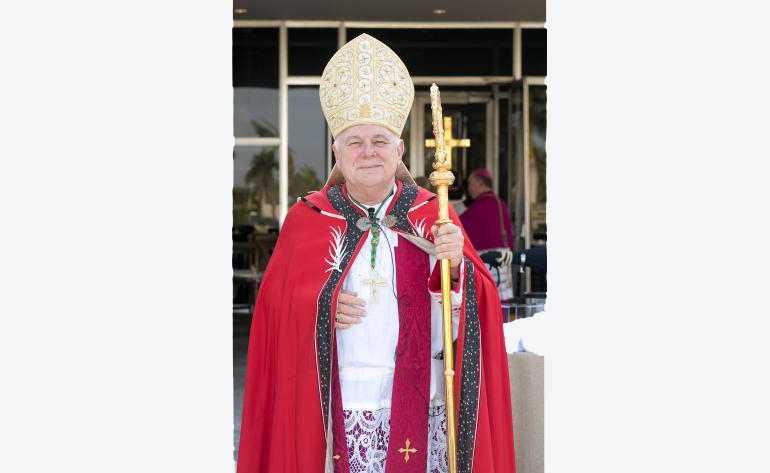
[348, 188, 394, 270]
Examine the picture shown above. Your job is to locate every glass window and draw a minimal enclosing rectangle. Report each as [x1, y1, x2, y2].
[289, 86, 328, 200]
[347, 29, 513, 76]
[233, 146, 279, 230]
[529, 85, 547, 244]
[522, 28, 547, 77]
[288, 28, 338, 76]
[233, 28, 279, 137]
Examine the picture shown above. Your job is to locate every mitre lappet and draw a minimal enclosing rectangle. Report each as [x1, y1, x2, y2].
[319, 33, 416, 187]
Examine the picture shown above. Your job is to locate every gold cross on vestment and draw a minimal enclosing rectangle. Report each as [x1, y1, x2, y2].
[398, 438, 418, 463]
[361, 269, 387, 305]
[425, 116, 471, 169]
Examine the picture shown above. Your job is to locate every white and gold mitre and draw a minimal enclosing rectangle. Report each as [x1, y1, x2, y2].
[319, 34, 414, 139]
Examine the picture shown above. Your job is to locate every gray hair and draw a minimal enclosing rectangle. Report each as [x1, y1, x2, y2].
[332, 128, 403, 151]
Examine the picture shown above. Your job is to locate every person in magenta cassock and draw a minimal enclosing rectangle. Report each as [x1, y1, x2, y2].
[236, 34, 516, 473]
[459, 169, 516, 301]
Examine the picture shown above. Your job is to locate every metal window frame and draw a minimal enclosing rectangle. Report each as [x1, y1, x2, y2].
[412, 76, 514, 86]
[233, 137, 281, 147]
[286, 76, 322, 85]
[342, 21, 517, 29]
[233, 20, 546, 226]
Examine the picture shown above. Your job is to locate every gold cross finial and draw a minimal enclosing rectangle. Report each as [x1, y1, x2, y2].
[398, 438, 418, 463]
[425, 116, 471, 170]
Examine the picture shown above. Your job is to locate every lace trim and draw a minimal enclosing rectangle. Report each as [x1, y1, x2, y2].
[343, 405, 448, 473]
[428, 405, 449, 473]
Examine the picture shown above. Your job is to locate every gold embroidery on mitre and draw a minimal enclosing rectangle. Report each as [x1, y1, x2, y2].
[319, 33, 414, 139]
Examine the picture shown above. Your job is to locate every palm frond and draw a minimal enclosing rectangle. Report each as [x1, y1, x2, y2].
[324, 225, 347, 273]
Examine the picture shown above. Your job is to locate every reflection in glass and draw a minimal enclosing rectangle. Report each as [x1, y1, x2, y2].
[233, 28, 279, 137]
[234, 89, 279, 137]
[288, 87, 327, 200]
[233, 146, 279, 229]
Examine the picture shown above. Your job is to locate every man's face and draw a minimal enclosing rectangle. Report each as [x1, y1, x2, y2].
[332, 124, 404, 190]
[467, 174, 484, 199]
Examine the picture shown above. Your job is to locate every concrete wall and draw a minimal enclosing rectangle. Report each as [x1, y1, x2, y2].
[509, 352, 544, 473]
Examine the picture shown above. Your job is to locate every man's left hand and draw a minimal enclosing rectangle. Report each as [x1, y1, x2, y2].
[431, 223, 464, 274]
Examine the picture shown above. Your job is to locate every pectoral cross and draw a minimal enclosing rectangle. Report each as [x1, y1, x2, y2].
[424, 116, 471, 169]
[398, 438, 418, 463]
[361, 269, 387, 305]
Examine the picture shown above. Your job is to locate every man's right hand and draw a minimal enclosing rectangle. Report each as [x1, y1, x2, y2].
[335, 289, 367, 330]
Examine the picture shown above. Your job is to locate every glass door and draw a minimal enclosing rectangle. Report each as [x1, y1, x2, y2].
[511, 78, 547, 295]
[526, 82, 547, 248]
[411, 90, 495, 213]
[525, 80, 547, 295]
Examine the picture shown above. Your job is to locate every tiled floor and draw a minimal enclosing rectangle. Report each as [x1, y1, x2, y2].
[233, 314, 251, 460]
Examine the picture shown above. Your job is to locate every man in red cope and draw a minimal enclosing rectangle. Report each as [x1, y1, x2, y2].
[237, 34, 515, 473]
[460, 169, 517, 301]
